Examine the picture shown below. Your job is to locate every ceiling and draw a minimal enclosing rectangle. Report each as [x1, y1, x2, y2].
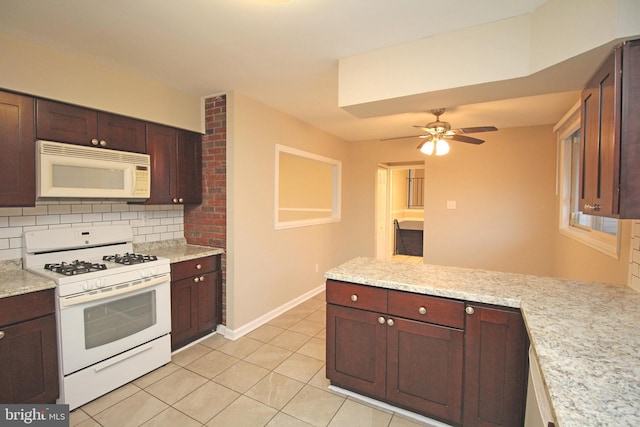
[0, 0, 588, 142]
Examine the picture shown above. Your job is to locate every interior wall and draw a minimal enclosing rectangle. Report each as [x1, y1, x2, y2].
[226, 92, 350, 331]
[422, 126, 557, 274]
[550, 213, 631, 285]
[0, 33, 202, 132]
[345, 125, 630, 283]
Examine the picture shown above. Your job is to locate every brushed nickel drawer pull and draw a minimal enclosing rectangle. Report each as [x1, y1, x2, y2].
[418, 306, 427, 315]
[351, 294, 358, 302]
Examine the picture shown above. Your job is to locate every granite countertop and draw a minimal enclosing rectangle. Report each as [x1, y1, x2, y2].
[133, 238, 224, 264]
[0, 260, 56, 299]
[325, 257, 640, 427]
[0, 240, 224, 300]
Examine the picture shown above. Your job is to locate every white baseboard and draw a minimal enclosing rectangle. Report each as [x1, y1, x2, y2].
[220, 282, 325, 341]
[328, 386, 453, 427]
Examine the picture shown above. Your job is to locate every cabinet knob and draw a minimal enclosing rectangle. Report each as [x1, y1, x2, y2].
[418, 306, 427, 315]
[377, 316, 386, 324]
[178, 198, 184, 203]
[465, 306, 475, 315]
[99, 140, 107, 147]
[350, 294, 358, 302]
[199, 276, 205, 282]
[172, 198, 178, 203]
[194, 277, 200, 283]
[196, 264, 202, 270]
[386, 318, 395, 327]
[91, 138, 99, 146]
[0, 331, 4, 339]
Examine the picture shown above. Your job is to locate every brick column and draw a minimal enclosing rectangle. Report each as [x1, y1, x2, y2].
[184, 94, 227, 323]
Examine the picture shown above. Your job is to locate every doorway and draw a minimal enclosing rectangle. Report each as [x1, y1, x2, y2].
[376, 163, 425, 262]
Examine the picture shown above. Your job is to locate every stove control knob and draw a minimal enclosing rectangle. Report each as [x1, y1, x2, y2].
[81, 281, 91, 291]
[140, 269, 149, 278]
[96, 279, 107, 288]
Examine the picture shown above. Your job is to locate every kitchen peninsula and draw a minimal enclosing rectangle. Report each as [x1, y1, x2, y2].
[325, 257, 640, 427]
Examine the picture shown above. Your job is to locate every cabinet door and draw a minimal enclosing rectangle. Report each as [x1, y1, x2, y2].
[326, 304, 387, 400]
[146, 123, 177, 204]
[580, 51, 618, 216]
[197, 270, 221, 334]
[463, 304, 529, 427]
[36, 99, 98, 145]
[97, 113, 146, 153]
[0, 314, 58, 403]
[177, 130, 202, 204]
[170, 277, 198, 350]
[0, 91, 35, 206]
[386, 317, 463, 425]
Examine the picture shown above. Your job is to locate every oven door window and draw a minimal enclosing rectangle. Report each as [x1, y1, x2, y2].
[84, 290, 156, 349]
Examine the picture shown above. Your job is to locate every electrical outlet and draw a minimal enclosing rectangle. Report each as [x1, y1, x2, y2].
[447, 200, 457, 209]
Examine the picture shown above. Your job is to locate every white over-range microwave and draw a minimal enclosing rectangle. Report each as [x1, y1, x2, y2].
[37, 140, 151, 200]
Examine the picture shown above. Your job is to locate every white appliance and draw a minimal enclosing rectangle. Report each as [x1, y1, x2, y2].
[524, 346, 556, 427]
[36, 140, 151, 200]
[23, 225, 171, 410]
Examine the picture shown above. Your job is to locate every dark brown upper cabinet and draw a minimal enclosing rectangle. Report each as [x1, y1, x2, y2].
[0, 91, 36, 207]
[146, 123, 202, 205]
[580, 38, 640, 218]
[36, 99, 146, 153]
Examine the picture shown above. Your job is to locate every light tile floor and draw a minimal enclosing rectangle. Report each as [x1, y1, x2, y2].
[69, 291, 435, 427]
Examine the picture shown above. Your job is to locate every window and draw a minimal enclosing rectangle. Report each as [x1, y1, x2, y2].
[557, 104, 620, 257]
[407, 168, 424, 209]
[275, 145, 341, 230]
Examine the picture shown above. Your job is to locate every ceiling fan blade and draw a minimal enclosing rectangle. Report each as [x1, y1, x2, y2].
[413, 126, 437, 134]
[455, 126, 498, 134]
[447, 134, 485, 144]
[380, 134, 430, 142]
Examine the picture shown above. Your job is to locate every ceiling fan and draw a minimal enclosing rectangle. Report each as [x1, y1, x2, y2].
[382, 108, 498, 156]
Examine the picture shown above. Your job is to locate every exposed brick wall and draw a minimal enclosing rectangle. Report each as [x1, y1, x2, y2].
[184, 94, 227, 323]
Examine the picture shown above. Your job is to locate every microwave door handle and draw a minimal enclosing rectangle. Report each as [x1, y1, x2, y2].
[59, 275, 169, 308]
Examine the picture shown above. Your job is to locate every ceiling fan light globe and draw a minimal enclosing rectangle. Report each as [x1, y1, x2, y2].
[420, 140, 435, 155]
[435, 139, 450, 156]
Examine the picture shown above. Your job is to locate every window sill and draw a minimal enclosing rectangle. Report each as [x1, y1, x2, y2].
[559, 226, 620, 259]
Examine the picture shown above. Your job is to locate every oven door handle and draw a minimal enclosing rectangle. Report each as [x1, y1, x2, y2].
[59, 275, 169, 308]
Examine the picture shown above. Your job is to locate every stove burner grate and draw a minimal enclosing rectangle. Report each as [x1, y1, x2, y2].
[44, 260, 108, 276]
[103, 253, 158, 265]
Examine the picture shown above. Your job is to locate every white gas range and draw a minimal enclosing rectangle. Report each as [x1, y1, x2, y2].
[23, 225, 171, 410]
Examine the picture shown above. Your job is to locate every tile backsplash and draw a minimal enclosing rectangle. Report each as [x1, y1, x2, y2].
[0, 201, 184, 261]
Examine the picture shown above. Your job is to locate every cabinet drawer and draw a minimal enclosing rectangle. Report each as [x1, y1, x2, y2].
[387, 290, 464, 329]
[0, 289, 55, 327]
[326, 280, 387, 313]
[171, 256, 220, 281]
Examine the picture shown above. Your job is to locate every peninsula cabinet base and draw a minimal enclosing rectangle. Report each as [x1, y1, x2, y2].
[326, 279, 528, 427]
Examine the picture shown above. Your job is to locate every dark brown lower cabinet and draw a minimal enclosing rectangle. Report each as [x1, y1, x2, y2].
[387, 317, 463, 424]
[326, 283, 464, 426]
[463, 303, 529, 427]
[0, 290, 59, 403]
[326, 280, 528, 427]
[170, 255, 222, 350]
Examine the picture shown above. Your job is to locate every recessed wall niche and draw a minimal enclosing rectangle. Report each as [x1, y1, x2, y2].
[275, 144, 341, 229]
